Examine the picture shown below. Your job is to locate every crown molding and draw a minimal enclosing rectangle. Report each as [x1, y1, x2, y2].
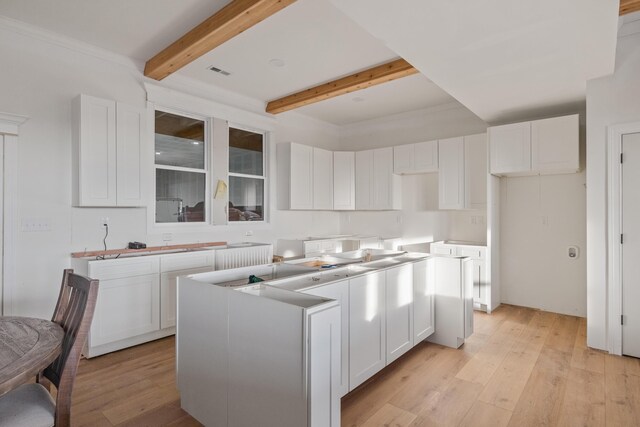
[0, 15, 143, 72]
[0, 112, 29, 135]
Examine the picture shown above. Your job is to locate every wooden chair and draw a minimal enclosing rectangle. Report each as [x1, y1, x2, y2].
[0, 269, 99, 427]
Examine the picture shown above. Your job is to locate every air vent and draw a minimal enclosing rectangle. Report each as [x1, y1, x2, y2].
[208, 66, 231, 76]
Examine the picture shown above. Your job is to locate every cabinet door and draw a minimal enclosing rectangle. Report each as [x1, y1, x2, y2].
[161, 266, 214, 329]
[413, 259, 434, 343]
[116, 103, 146, 207]
[414, 140, 439, 173]
[373, 147, 394, 209]
[313, 147, 334, 210]
[90, 274, 160, 347]
[349, 271, 385, 390]
[438, 137, 465, 210]
[290, 143, 313, 209]
[303, 280, 350, 398]
[393, 144, 413, 174]
[489, 122, 531, 175]
[355, 150, 373, 210]
[333, 151, 355, 210]
[531, 114, 579, 173]
[464, 133, 487, 210]
[76, 94, 117, 206]
[308, 305, 341, 427]
[386, 264, 414, 363]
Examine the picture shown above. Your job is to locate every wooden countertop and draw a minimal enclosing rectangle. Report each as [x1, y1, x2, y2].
[71, 241, 227, 259]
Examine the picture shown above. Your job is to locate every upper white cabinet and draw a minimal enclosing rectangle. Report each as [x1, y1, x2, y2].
[333, 151, 355, 210]
[489, 114, 579, 176]
[488, 122, 531, 175]
[73, 94, 146, 207]
[277, 142, 313, 210]
[438, 134, 487, 210]
[393, 140, 438, 174]
[356, 147, 401, 210]
[312, 147, 334, 210]
[531, 114, 579, 173]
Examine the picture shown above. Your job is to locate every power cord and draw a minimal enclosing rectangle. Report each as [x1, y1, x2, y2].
[96, 223, 109, 260]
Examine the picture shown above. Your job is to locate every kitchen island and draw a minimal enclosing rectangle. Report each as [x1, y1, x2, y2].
[176, 249, 473, 427]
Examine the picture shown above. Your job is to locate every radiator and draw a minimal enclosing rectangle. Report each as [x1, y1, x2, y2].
[215, 244, 274, 270]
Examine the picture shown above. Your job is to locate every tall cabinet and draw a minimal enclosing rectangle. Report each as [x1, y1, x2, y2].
[72, 94, 146, 207]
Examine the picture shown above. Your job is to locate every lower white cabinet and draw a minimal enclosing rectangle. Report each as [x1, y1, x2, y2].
[430, 242, 491, 312]
[385, 264, 414, 364]
[413, 259, 435, 343]
[73, 249, 216, 357]
[349, 271, 386, 391]
[303, 279, 350, 397]
[90, 273, 160, 348]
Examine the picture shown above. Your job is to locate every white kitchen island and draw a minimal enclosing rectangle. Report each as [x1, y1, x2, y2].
[176, 250, 473, 427]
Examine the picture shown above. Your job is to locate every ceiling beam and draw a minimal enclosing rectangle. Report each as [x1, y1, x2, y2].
[145, 0, 297, 80]
[266, 58, 418, 114]
[620, 0, 640, 15]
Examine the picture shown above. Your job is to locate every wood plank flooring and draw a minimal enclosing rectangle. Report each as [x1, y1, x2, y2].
[71, 305, 640, 426]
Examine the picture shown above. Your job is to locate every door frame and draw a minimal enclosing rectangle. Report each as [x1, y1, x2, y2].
[0, 112, 28, 316]
[607, 121, 640, 355]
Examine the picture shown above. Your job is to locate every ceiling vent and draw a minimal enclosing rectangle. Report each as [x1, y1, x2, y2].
[208, 66, 231, 76]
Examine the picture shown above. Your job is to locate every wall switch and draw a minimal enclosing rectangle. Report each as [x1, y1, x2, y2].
[21, 217, 52, 232]
[471, 216, 477, 225]
[162, 233, 173, 242]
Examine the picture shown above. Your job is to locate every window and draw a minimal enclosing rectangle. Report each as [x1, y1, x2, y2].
[228, 127, 265, 222]
[154, 111, 207, 223]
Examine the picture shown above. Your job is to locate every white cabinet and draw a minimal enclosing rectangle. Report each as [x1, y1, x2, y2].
[333, 151, 356, 210]
[431, 242, 490, 312]
[438, 134, 487, 210]
[72, 94, 146, 207]
[438, 137, 465, 210]
[90, 273, 160, 348]
[303, 279, 350, 397]
[413, 259, 435, 343]
[489, 114, 579, 176]
[349, 271, 386, 390]
[385, 264, 414, 364]
[278, 142, 313, 210]
[73, 249, 217, 357]
[488, 122, 531, 175]
[356, 148, 401, 210]
[531, 114, 579, 173]
[312, 147, 334, 210]
[393, 140, 438, 174]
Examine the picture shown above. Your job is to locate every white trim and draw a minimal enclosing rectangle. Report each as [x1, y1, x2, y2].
[0, 113, 28, 135]
[607, 120, 640, 355]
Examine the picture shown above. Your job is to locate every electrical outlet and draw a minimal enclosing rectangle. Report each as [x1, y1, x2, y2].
[471, 216, 477, 225]
[245, 230, 253, 237]
[162, 233, 173, 242]
[100, 217, 110, 227]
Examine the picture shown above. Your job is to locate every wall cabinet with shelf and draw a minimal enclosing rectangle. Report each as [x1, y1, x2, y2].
[72, 94, 146, 207]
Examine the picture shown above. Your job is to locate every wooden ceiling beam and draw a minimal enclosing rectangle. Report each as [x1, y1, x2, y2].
[145, 0, 297, 80]
[620, 0, 640, 15]
[266, 58, 419, 114]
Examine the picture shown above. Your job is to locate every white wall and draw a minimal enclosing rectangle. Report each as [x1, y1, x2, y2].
[338, 103, 488, 245]
[0, 21, 342, 318]
[586, 18, 640, 349]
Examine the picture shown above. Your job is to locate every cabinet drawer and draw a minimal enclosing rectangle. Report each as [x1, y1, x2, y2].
[304, 241, 322, 254]
[160, 250, 215, 273]
[89, 256, 160, 280]
[458, 247, 486, 260]
[431, 245, 454, 256]
[320, 240, 339, 252]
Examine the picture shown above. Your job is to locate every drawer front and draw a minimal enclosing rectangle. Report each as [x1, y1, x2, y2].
[431, 245, 454, 256]
[458, 247, 486, 260]
[160, 250, 215, 273]
[89, 256, 160, 280]
[305, 241, 322, 254]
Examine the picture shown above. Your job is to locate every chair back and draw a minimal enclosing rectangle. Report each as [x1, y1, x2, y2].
[44, 269, 98, 427]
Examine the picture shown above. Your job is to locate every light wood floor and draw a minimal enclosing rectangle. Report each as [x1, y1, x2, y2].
[72, 304, 640, 426]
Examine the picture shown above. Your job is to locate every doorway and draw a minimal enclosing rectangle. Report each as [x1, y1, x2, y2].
[622, 132, 640, 358]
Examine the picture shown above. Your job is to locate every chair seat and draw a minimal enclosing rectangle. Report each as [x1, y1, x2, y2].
[0, 383, 55, 427]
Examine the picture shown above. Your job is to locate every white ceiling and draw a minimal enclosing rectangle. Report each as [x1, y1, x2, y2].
[330, 0, 620, 124]
[0, 0, 461, 126]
